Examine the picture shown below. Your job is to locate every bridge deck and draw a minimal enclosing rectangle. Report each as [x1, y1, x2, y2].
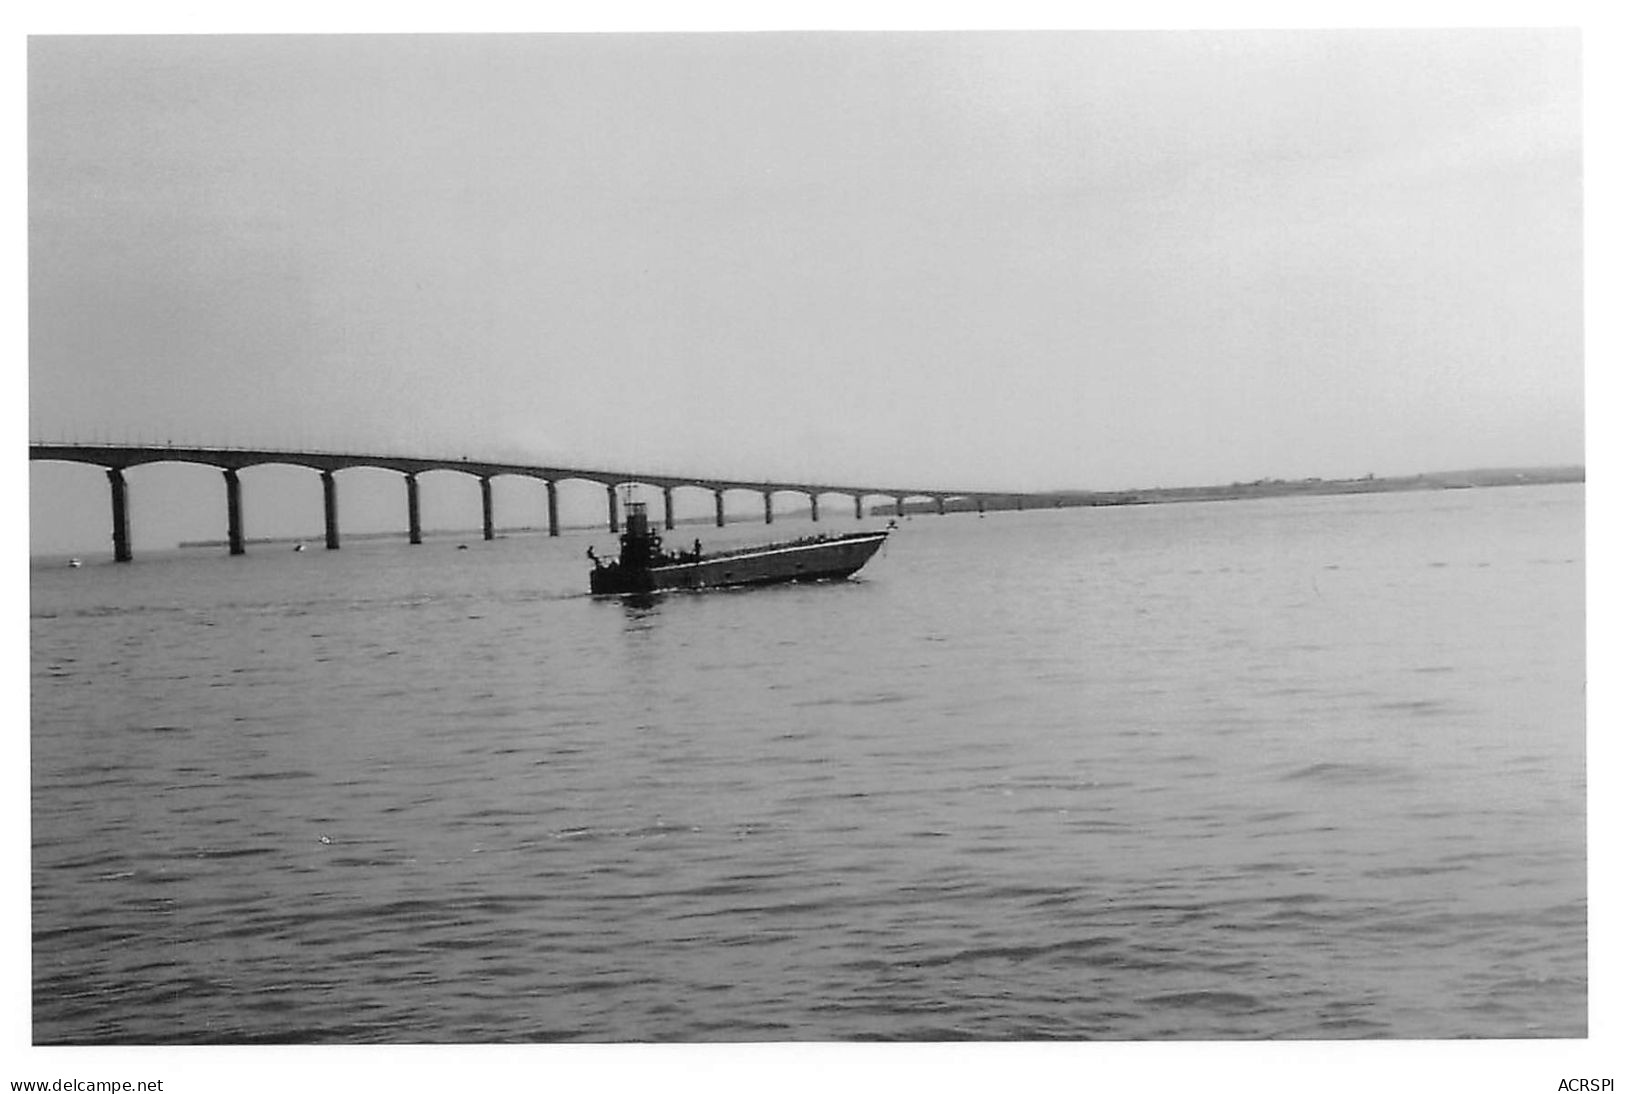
[28, 443, 993, 501]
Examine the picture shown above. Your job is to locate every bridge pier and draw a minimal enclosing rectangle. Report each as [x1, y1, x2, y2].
[763, 490, 774, 525]
[894, 495, 906, 519]
[810, 493, 820, 522]
[406, 473, 422, 544]
[976, 495, 985, 516]
[107, 467, 132, 562]
[607, 485, 620, 533]
[853, 494, 864, 520]
[663, 486, 675, 531]
[1014, 495, 1023, 512]
[545, 480, 560, 537]
[480, 476, 494, 541]
[322, 470, 340, 549]
[936, 495, 946, 516]
[224, 469, 245, 555]
[714, 489, 726, 528]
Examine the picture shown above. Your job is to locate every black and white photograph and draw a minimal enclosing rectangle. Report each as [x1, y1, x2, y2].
[17, 10, 1608, 1092]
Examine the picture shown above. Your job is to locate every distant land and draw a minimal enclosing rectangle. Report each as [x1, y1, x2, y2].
[176, 465, 1582, 548]
[994, 464, 1585, 514]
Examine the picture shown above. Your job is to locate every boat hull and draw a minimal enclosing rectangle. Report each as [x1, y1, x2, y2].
[590, 530, 888, 595]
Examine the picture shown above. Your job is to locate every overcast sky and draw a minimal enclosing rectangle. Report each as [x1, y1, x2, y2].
[27, 29, 1583, 549]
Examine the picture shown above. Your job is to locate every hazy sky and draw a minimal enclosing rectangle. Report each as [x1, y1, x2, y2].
[27, 29, 1583, 549]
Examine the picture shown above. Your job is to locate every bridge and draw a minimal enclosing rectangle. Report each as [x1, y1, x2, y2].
[29, 443, 1042, 561]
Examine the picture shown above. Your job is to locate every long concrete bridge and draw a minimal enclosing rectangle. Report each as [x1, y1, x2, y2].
[29, 443, 1041, 562]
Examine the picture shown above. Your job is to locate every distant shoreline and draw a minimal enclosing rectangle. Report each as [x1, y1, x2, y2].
[1008, 464, 1583, 513]
[166, 465, 1582, 549]
[178, 527, 565, 549]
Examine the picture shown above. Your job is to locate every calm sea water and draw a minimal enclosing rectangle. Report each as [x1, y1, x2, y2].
[29, 485, 1585, 1043]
